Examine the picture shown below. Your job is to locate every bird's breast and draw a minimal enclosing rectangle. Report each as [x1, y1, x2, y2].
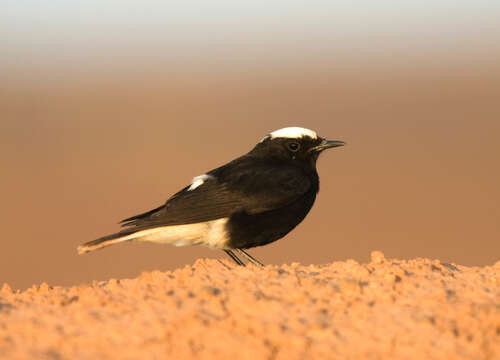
[226, 189, 317, 249]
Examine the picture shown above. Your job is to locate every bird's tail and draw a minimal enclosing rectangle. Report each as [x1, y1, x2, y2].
[77, 229, 141, 254]
[78, 220, 223, 254]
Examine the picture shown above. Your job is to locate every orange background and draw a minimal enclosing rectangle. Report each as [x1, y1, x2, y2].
[2, 3, 499, 289]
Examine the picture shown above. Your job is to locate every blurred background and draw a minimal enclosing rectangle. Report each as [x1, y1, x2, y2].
[1, 1, 499, 289]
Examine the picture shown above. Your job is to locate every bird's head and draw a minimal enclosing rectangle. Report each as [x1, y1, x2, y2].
[250, 127, 345, 168]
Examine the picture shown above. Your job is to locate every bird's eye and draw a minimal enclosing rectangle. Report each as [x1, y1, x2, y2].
[287, 142, 300, 152]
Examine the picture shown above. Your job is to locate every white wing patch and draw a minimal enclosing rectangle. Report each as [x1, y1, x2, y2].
[266, 127, 318, 141]
[188, 174, 214, 191]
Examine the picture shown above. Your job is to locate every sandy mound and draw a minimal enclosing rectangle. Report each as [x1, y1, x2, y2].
[0, 251, 498, 359]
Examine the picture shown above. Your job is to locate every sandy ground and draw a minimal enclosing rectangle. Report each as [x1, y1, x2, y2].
[0, 251, 498, 360]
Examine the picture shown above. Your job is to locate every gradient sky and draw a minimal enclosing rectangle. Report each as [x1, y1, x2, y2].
[3, 1, 500, 70]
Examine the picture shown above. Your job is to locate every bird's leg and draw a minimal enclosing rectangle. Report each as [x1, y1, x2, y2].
[224, 249, 245, 266]
[236, 249, 264, 267]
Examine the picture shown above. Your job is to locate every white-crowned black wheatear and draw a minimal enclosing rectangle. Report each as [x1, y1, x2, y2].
[78, 127, 345, 266]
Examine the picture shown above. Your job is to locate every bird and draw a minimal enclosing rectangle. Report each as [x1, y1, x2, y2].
[77, 127, 345, 266]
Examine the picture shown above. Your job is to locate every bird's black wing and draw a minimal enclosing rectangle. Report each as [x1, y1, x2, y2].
[120, 156, 312, 229]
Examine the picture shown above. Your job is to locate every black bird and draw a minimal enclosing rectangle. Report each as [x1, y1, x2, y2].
[78, 127, 344, 266]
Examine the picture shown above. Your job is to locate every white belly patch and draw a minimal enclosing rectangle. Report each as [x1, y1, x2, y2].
[129, 218, 230, 249]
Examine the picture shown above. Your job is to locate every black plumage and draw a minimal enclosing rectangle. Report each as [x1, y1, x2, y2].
[78, 127, 344, 266]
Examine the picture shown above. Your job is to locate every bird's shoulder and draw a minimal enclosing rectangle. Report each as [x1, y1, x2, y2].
[209, 154, 313, 193]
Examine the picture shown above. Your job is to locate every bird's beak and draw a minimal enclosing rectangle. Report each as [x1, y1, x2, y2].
[310, 139, 345, 153]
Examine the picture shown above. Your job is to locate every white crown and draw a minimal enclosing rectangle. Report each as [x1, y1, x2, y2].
[261, 127, 318, 142]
